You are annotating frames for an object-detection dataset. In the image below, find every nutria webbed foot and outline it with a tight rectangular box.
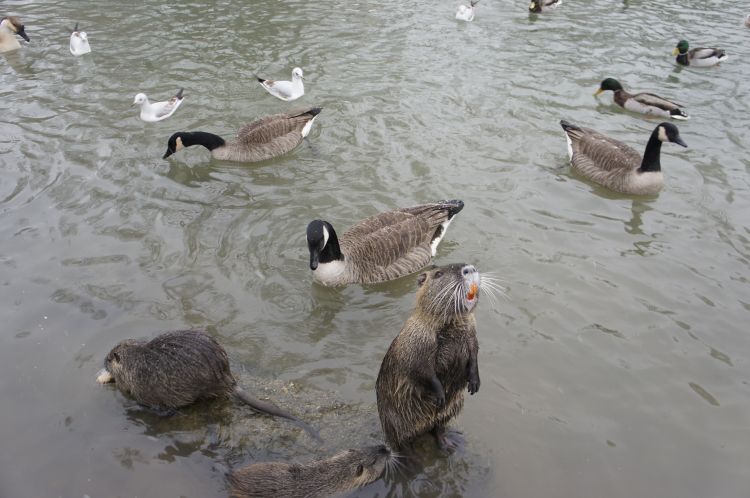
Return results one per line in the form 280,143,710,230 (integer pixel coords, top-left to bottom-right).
432,426,465,454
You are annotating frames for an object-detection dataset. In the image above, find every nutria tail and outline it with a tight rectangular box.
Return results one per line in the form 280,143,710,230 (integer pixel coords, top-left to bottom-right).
233,387,322,442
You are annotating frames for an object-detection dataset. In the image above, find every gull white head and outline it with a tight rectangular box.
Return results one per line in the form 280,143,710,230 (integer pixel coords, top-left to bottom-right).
132,93,148,106
292,67,304,80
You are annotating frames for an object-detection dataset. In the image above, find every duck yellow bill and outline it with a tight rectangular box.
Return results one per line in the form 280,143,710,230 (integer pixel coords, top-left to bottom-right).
593,88,604,96
467,283,478,300
672,48,679,55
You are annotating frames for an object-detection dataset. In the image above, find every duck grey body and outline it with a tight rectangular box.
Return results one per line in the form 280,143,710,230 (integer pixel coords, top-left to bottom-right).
96,330,318,438
376,264,481,452
596,78,689,120
560,120,687,195
229,445,392,498
163,108,321,163
306,200,464,286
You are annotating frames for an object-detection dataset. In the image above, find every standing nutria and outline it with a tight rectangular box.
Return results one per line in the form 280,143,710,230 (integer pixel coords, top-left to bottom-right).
376,263,481,452
228,445,394,498
96,329,319,440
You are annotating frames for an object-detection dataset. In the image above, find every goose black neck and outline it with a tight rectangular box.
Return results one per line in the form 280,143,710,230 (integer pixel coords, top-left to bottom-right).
639,129,663,173
318,224,343,264
183,131,226,151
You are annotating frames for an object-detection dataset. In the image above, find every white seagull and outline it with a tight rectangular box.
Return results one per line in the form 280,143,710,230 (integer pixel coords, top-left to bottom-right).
256,67,305,101
456,0,479,21
132,88,185,122
69,23,91,56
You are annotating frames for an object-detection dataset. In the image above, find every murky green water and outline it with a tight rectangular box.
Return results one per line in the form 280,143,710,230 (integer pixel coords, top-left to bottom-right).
2,0,749,496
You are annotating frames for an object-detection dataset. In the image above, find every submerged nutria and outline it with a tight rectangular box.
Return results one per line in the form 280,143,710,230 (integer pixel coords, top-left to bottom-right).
376,263,481,452
96,329,319,439
229,445,394,498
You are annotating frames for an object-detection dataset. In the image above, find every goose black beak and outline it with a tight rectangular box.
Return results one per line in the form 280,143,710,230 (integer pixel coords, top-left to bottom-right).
673,136,687,147
163,148,174,159
18,26,29,42
309,251,319,270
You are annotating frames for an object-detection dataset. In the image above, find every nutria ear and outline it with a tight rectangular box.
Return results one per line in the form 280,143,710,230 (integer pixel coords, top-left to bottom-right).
417,273,427,287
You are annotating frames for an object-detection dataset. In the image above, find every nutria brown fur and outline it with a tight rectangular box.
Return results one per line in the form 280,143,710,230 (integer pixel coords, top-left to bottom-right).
97,329,319,439
376,263,481,452
229,445,392,498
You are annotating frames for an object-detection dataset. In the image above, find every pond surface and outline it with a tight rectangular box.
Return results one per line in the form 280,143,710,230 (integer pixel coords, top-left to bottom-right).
1,0,749,496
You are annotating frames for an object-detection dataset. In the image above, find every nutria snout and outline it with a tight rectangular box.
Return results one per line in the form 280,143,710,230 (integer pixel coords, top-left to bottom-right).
97,329,319,440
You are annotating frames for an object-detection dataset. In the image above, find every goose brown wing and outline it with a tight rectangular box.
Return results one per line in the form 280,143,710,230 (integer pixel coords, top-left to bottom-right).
341,203,458,279
574,127,642,173
235,110,312,145
632,92,682,111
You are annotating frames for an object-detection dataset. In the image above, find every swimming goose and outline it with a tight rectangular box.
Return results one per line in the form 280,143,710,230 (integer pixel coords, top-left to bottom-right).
306,200,465,286
529,0,561,13
69,23,91,56
256,67,305,102
560,120,687,195
456,0,479,21
595,78,689,120
0,16,29,53
673,40,727,67
163,107,321,162
133,88,185,122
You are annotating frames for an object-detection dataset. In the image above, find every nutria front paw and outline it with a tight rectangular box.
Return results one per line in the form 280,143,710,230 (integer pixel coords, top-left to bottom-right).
467,374,480,395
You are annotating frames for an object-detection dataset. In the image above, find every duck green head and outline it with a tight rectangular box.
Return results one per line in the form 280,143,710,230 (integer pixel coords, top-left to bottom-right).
673,40,689,55
594,78,623,96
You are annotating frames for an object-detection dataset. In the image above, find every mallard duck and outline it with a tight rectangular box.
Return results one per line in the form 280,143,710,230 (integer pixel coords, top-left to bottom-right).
256,67,304,102
456,0,479,21
306,200,465,286
0,16,29,53
560,120,687,195
69,23,91,56
595,78,689,120
673,40,727,67
529,0,562,13
163,107,321,162
132,89,185,122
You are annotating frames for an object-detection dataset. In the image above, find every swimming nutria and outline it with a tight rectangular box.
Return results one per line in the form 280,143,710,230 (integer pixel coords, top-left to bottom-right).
228,445,394,498
96,329,319,440
376,263,481,452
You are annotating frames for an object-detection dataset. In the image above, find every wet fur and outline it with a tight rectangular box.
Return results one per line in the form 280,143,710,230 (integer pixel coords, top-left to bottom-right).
376,264,480,450
229,445,391,498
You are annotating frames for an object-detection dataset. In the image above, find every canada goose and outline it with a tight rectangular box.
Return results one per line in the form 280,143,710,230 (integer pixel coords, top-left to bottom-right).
673,40,727,67
132,88,185,122
306,200,465,286
69,23,91,56
594,78,689,120
0,16,29,53
529,0,561,13
256,67,305,102
163,107,321,162
560,120,687,195
456,0,479,21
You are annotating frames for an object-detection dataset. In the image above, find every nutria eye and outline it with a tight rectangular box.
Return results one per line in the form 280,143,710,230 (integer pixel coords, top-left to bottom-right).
112,352,120,362
355,464,364,476
434,271,443,278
